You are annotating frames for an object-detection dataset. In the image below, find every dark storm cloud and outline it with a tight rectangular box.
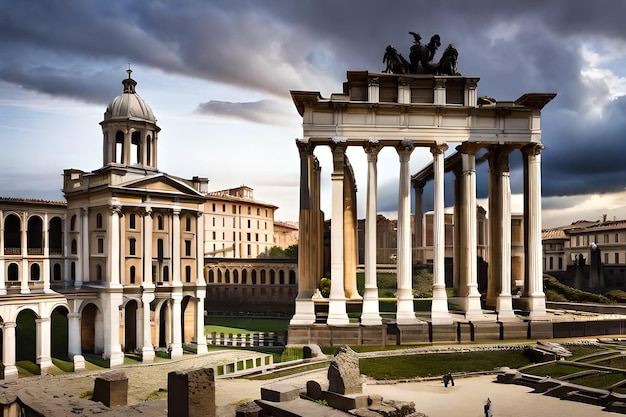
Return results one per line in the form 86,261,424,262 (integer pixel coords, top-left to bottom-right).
2,0,626,206
195,99,291,124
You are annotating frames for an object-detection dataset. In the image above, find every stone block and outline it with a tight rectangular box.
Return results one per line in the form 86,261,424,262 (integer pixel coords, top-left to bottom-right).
168,367,215,417
306,380,324,400
310,326,332,346
322,391,369,411
396,323,429,344
360,326,385,346
91,371,128,408
329,325,361,346
501,321,528,340
288,325,311,345
430,323,457,342
472,322,501,341
260,383,300,402
529,320,553,339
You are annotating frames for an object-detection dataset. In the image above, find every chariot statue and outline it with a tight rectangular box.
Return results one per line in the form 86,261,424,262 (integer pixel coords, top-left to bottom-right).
383,32,460,76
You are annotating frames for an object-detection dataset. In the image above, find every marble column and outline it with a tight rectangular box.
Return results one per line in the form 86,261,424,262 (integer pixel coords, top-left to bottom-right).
361,141,382,326
327,140,349,325
343,161,360,299
102,292,124,366
488,148,515,318
396,140,419,324
35,317,52,372
140,296,155,362
2,322,18,380
141,207,155,362
290,140,317,325
67,312,85,370
169,293,183,358
108,202,122,287
523,144,547,317
195,295,208,354
458,145,483,319
430,144,453,325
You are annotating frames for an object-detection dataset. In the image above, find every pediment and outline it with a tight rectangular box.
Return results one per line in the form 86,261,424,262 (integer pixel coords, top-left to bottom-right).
117,174,202,197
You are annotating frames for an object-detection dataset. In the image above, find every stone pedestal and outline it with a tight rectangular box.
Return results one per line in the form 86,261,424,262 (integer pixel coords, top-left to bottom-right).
91,371,128,408
168,368,216,417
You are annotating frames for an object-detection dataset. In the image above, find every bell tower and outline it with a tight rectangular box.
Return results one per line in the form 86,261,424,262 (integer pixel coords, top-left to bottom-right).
100,67,161,171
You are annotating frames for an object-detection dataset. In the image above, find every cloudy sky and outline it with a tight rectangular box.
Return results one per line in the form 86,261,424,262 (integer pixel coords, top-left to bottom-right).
2,0,626,228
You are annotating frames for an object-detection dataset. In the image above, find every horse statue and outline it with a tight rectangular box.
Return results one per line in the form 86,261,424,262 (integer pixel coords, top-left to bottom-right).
435,44,459,75
383,45,410,74
408,33,441,73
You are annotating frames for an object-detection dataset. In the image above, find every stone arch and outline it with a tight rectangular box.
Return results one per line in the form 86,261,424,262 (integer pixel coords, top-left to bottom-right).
270,269,276,285
4,213,21,254
51,306,69,360
217,268,222,283
30,263,41,281
27,215,43,255
233,269,239,284
16,308,38,362
52,263,62,281
7,262,19,281
279,270,285,285
252,270,257,284
208,269,215,283
158,300,169,348
81,303,103,355
260,270,266,284
242,269,247,284
224,269,230,284
289,270,296,285
49,216,63,256
124,299,139,352
181,296,195,344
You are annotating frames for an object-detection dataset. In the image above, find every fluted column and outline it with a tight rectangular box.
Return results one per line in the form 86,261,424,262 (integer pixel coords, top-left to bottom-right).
327,140,349,325
523,144,547,317
361,141,382,325
431,144,452,324
290,140,317,325
2,322,18,380
488,148,515,318
35,317,52,372
459,144,483,319
396,140,419,324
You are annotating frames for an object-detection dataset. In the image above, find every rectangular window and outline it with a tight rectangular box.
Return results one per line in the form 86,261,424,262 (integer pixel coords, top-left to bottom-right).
232,205,236,214
185,240,191,256
616,233,620,243
558,257,563,269
129,238,136,256
233,217,236,228
604,253,609,264
616,252,620,264
97,238,104,253
247,233,251,241
212,231,216,239
247,245,251,256
222,204,226,212
212,203,216,212
247,220,251,228
255,233,259,242
605,234,609,244
129,214,136,229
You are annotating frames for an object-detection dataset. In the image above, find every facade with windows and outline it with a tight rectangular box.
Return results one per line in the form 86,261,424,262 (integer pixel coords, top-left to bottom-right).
0,71,287,379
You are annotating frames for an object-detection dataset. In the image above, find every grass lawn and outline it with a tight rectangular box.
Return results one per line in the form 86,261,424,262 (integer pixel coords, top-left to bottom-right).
205,317,290,334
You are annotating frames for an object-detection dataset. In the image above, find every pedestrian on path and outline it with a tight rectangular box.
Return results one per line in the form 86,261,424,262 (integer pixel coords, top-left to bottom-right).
484,398,493,417
442,371,454,387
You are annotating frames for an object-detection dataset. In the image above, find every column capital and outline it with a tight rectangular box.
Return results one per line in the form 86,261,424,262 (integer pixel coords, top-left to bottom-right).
172,207,181,216
522,143,544,156
364,140,382,161
80,207,88,217
430,143,448,156
489,147,512,172
109,205,122,216
368,76,380,87
396,139,415,161
296,139,314,156
456,142,481,155
196,210,204,218
143,207,153,217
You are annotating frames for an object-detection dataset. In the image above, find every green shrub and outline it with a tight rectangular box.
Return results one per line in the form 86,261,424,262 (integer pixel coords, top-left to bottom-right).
319,278,331,297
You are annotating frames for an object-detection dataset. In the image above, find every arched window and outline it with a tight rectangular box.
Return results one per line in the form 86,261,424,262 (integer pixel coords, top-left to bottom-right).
252,270,257,284
115,130,125,163
96,213,103,229
71,239,77,255
27,216,43,254
49,217,63,255
7,263,19,281
260,270,266,284
289,270,296,285
53,263,61,281
225,269,230,284
70,214,77,231
130,266,136,284
242,269,247,284
208,269,214,283
217,269,222,283
157,215,164,230
185,265,191,282
131,131,141,164
30,263,40,281
270,270,276,285
233,269,239,284
279,270,285,285
4,214,20,254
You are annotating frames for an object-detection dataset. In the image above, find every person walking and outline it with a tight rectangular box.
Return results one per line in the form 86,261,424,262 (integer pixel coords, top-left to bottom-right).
484,398,493,417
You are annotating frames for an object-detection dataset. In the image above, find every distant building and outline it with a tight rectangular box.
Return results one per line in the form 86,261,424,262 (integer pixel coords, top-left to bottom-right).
273,221,299,249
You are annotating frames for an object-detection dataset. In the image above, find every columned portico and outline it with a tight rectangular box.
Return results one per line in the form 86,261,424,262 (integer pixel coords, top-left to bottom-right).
289,70,555,344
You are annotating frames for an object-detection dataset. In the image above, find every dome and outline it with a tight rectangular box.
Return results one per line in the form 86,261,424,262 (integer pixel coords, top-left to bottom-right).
103,70,156,123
